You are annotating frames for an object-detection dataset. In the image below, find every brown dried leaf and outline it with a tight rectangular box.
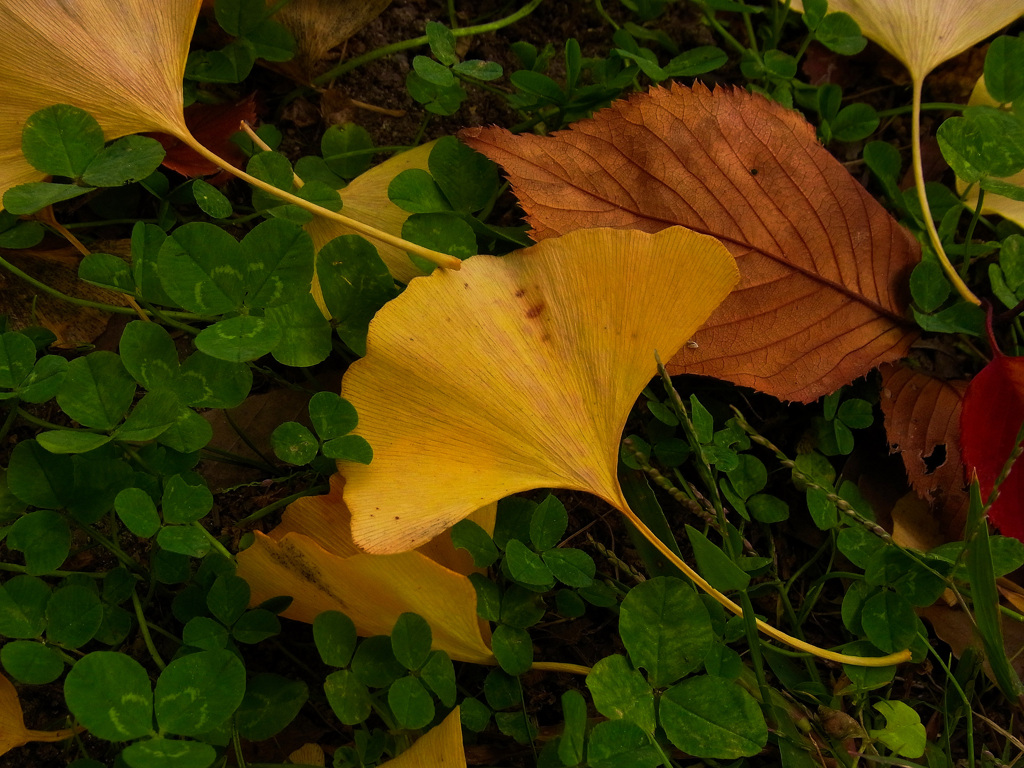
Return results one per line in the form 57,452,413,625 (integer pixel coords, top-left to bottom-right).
267,0,392,84
0,242,131,347
879,363,969,538
461,83,920,402
919,603,1024,682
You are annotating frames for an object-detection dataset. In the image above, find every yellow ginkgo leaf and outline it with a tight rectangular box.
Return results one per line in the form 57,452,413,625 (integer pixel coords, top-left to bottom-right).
0,0,200,206
337,225,912,668
956,75,1024,228
340,226,739,554
288,743,325,766
0,673,78,758
236,475,495,664
0,0,458,270
790,0,1024,82
379,707,465,768
308,141,436,313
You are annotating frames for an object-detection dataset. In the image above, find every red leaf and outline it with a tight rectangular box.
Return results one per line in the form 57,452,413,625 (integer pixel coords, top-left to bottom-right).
960,349,1024,541
152,95,257,178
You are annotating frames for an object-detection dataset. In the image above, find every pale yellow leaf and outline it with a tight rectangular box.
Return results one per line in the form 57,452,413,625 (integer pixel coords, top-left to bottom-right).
308,142,436,311
380,707,465,768
288,743,325,766
236,476,494,664
0,0,201,207
956,75,1024,228
789,0,1024,81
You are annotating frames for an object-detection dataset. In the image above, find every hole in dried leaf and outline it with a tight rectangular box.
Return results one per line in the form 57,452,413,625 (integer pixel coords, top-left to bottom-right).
922,444,947,474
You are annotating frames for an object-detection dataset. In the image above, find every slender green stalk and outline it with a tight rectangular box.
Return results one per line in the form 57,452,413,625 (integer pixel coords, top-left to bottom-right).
592,0,619,29
695,1,753,60
67,518,138,570
741,12,760,57
961,188,986,279
193,522,235,562
311,0,545,85
232,727,249,768
0,254,205,320
235,484,330,526
875,102,965,118
925,640,975,766
0,401,19,444
132,590,166,671
0,562,105,578
739,591,775,726
14,407,85,432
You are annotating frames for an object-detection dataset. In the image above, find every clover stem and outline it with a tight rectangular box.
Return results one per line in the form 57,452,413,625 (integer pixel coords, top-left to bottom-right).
615,500,912,667
175,132,462,272
911,77,981,306
131,589,166,671
309,0,545,86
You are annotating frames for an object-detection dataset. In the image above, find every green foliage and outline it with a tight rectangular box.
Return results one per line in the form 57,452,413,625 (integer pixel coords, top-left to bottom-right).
4,105,166,214
2,4,1021,767
186,0,295,83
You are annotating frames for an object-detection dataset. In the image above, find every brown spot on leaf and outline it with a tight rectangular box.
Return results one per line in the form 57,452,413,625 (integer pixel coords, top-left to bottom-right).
526,302,545,319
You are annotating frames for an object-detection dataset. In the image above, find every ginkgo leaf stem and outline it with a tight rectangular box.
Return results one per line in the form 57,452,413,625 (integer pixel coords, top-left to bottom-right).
911,77,981,306
174,131,462,272
615,499,912,668
530,661,592,675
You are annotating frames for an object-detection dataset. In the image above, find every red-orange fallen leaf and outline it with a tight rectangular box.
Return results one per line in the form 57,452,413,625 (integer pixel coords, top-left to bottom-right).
461,83,920,403
879,364,969,538
152,95,257,178
960,346,1024,541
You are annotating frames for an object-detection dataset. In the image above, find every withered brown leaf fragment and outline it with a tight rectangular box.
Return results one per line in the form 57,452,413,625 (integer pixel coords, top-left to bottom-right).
462,83,920,402
879,363,969,538
268,0,392,84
